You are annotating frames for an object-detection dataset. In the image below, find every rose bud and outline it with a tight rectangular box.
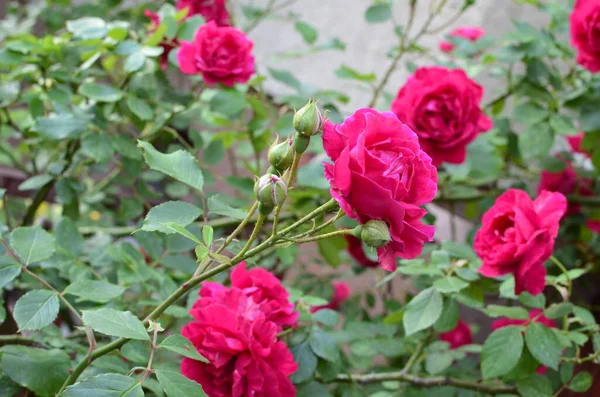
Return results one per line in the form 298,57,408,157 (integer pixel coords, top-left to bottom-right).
293,132,311,154
293,100,322,137
254,174,288,215
268,138,295,173
360,220,391,248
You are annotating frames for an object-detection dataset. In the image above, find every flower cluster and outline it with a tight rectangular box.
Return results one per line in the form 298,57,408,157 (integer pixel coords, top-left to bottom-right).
439,26,485,53
181,263,298,397
323,108,438,271
177,0,231,26
570,0,600,72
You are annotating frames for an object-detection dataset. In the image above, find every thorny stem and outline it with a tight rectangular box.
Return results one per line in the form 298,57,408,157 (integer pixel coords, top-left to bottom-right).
237,213,265,258
141,322,160,383
280,228,354,244
402,329,433,374
292,208,344,239
215,202,258,255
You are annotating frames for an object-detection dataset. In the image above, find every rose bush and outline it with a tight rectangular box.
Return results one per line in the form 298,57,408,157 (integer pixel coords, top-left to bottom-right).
0,1,599,397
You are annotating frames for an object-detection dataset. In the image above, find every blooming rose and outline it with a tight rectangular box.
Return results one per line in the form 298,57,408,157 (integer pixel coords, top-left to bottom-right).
474,189,567,296
345,235,378,268
567,132,592,158
144,10,178,70
439,320,473,349
439,26,485,53
492,309,556,374
178,21,255,86
391,67,492,166
311,281,351,312
570,0,600,72
181,286,297,397
177,0,230,26
323,108,438,271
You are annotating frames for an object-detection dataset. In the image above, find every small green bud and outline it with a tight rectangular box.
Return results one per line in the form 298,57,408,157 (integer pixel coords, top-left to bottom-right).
360,220,391,248
268,138,295,173
254,174,288,215
293,100,322,137
293,132,311,154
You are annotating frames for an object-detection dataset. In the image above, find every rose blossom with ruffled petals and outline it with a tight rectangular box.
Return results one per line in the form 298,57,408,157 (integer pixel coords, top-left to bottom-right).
181,286,297,397
144,10,178,70
311,281,351,313
570,0,600,72
177,0,230,26
439,26,485,53
391,66,492,166
345,235,379,268
178,21,255,86
439,320,473,349
474,189,567,296
323,108,438,271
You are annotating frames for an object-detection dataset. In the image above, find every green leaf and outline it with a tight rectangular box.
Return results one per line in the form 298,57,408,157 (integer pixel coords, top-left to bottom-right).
209,89,248,117
517,374,553,397
34,113,90,140
268,68,302,92
203,139,225,166
573,305,595,325
13,290,59,331
207,195,247,220
138,141,204,192
514,102,548,125
18,174,53,191
56,217,84,256
159,334,208,362
441,241,478,261
433,277,469,293
544,302,573,319
63,373,144,397
64,280,126,303
549,114,578,136
79,83,123,102
82,133,115,163
124,52,146,72
519,292,545,308
142,201,202,234
335,65,376,82
434,298,459,333
312,309,339,326
525,322,561,370
519,125,554,160
156,370,208,397
309,328,338,362
291,342,318,383
485,305,530,320
10,226,55,265
425,351,455,375
0,260,21,288
178,15,205,41
162,222,202,244
202,225,214,246
127,95,154,120
66,17,108,39
365,4,392,23
83,308,150,340
481,326,524,379
568,371,592,392
297,382,332,397
295,21,318,44
403,287,443,336
0,81,20,107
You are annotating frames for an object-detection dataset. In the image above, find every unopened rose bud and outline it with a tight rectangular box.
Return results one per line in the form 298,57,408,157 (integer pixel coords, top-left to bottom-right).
254,174,288,215
293,132,311,154
293,100,322,137
360,220,391,248
268,138,295,173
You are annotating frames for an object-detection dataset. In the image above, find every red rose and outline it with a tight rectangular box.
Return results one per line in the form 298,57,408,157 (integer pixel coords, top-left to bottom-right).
229,262,298,328
311,281,351,313
178,21,255,86
439,320,473,349
177,0,230,26
181,287,297,397
323,108,438,271
537,157,594,215
439,26,485,53
567,132,592,158
391,66,492,166
345,235,379,268
474,189,567,296
571,0,600,72
587,220,600,233
144,10,178,70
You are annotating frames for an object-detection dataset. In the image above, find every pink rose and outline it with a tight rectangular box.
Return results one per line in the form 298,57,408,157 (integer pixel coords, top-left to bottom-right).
178,21,255,86
439,320,473,349
181,287,297,397
391,67,492,166
345,235,379,268
177,0,230,26
571,0,600,72
229,262,298,328
323,108,438,271
439,26,485,53
474,189,567,296
567,132,592,158
144,10,178,70
311,281,351,313
587,220,600,233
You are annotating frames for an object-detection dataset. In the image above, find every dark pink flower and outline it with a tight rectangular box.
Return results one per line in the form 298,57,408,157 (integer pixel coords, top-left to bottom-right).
311,281,351,313
229,262,298,328
587,220,600,233
439,320,473,349
571,0,600,72
391,67,492,166
181,287,297,397
144,10,178,70
345,235,379,268
474,189,567,296
323,108,438,271
439,26,485,53
177,0,230,26
178,21,255,86
567,132,592,158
